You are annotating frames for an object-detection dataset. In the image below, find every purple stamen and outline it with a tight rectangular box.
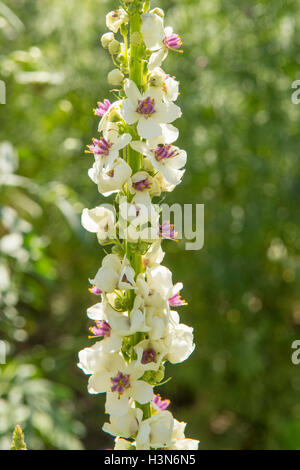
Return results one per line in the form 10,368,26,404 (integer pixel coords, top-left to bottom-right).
168,292,187,307
164,33,183,50
90,320,111,338
111,371,130,394
153,394,170,410
136,97,156,118
86,137,112,156
154,144,177,161
133,178,151,191
141,348,157,364
89,285,102,296
160,221,177,240
94,99,111,117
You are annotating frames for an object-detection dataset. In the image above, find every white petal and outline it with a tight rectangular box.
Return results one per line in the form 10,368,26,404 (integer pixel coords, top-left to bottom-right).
166,323,195,364
102,253,122,271
148,48,167,71
167,150,187,169
106,308,131,334
106,149,119,170
154,102,182,124
137,118,162,140
149,411,174,448
112,133,132,152
164,76,179,102
135,421,151,450
114,437,133,450
121,99,138,125
88,371,111,394
81,208,98,233
141,13,164,51
131,380,154,404
92,267,119,292
105,391,130,417
78,343,103,374
162,165,185,186
102,334,122,353
98,159,132,196
124,79,142,102
87,303,105,320
144,86,164,103
164,26,173,37
160,124,179,143
130,140,152,158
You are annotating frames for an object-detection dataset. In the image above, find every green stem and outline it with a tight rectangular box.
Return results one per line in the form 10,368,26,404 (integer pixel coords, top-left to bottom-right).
129,12,143,88
126,7,151,421
128,10,144,174
136,401,151,420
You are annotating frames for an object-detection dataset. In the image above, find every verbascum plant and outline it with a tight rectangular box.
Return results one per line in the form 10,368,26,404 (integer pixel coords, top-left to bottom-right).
10,425,27,451
78,0,199,450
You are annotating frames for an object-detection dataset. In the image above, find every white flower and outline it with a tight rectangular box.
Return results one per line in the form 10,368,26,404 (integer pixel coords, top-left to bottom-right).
103,407,143,438
141,14,183,71
121,79,181,140
150,68,179,102
89,157,132,196
131,138,186,186
141,12,165,52
79,349,153,416
106,9,128,34
90,254,135,293
143,155,176,192
134,338,166,372
142,240,165,268
163,311,195,364
98,100,123,134
148,68,165,87
128,170,161,199
86,297,149,353
119,197,160,243
86,303,121,353
136,410,174,450
81,206,116,244
147,264,183,302
78,340,104,376
167,419,199,450
163,73,179,102
87,123,132,170
154,169,176,192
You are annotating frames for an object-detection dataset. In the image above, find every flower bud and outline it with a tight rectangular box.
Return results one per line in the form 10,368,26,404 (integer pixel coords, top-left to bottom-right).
106,9,128,34
108,39,121,55
150,7,164,18
149,68,165,87
101,32,114,49
107,69,124,86
155,365,165,383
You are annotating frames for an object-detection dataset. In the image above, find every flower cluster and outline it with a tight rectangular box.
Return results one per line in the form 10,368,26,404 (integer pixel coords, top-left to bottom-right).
78,0,198,450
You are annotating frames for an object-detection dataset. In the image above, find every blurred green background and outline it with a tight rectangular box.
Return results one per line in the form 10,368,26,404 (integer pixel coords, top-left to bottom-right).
1,0,300,450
